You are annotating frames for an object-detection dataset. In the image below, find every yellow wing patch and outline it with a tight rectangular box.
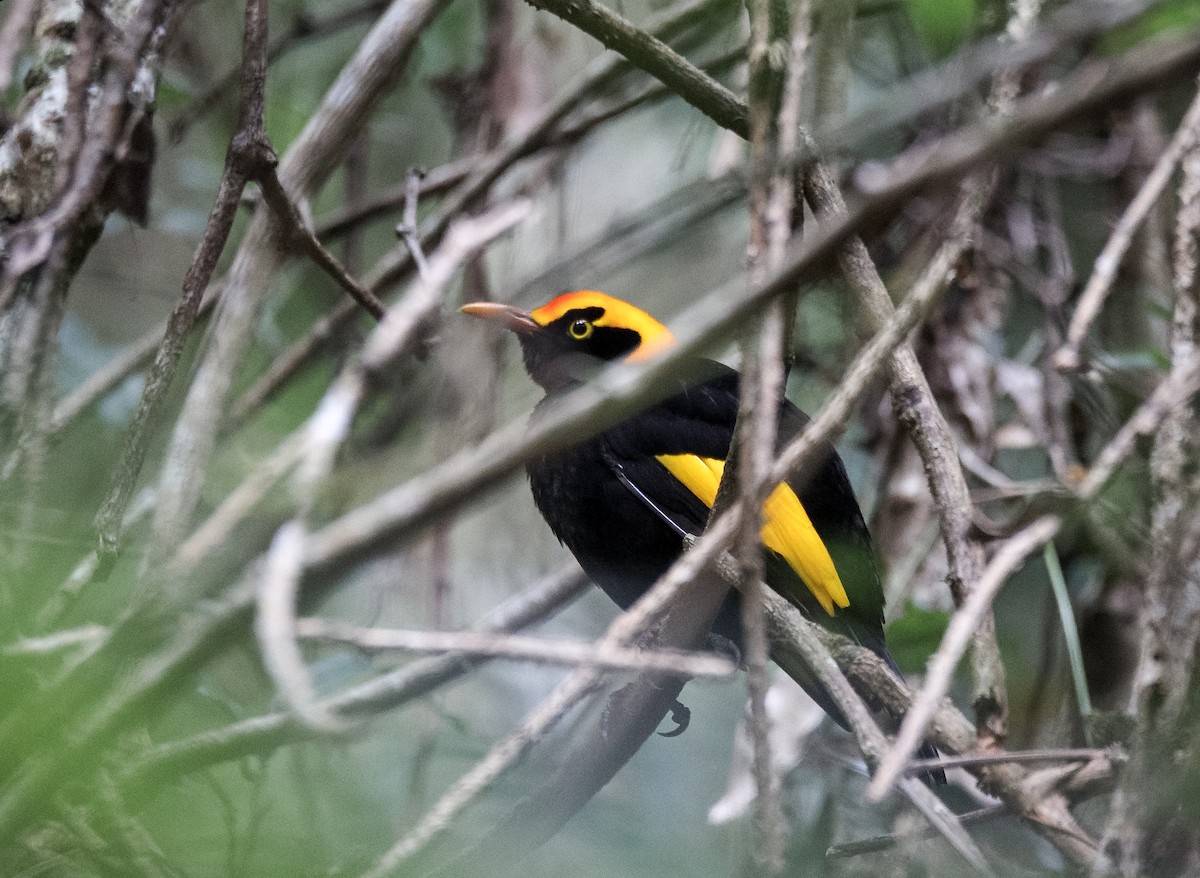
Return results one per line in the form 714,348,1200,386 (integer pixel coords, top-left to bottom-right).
654,454,850,616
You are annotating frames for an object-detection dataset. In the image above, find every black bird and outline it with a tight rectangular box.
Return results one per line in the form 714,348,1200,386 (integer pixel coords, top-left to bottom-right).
463,291,944,783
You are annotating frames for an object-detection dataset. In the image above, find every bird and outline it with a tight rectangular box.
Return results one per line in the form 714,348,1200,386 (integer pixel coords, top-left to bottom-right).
462,290,944,784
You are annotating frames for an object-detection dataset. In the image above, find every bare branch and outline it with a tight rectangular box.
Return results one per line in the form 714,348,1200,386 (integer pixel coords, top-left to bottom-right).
295,619,737,677
93,0,270,560
255,165,388,320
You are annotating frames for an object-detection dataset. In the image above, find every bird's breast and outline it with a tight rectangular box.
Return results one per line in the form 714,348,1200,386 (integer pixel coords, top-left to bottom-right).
527,440,684,610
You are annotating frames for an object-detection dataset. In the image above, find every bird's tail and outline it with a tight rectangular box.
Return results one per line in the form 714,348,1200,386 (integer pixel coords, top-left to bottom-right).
914,738,947,787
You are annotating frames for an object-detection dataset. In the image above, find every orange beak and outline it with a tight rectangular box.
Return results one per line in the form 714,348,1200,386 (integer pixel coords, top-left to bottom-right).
459,301,539,335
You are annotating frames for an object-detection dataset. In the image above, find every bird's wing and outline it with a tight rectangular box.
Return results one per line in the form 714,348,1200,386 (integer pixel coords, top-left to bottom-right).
601,366,872,625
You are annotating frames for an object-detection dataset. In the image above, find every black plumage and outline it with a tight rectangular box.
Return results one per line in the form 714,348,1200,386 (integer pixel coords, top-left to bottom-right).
463,291,945,784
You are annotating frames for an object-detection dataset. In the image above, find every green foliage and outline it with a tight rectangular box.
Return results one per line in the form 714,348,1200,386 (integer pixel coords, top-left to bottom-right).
904,0,976,59
884,605,950,675
1100,0,1200,54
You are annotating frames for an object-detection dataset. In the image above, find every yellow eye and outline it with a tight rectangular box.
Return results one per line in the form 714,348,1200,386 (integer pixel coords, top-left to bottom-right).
568,319,593,340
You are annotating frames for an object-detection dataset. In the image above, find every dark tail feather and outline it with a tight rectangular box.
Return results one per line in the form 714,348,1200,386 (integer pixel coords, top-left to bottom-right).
916,739,947,787
877,647,948,787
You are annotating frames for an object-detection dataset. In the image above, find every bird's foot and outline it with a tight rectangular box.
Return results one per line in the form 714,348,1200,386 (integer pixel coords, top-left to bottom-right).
658,699,691,737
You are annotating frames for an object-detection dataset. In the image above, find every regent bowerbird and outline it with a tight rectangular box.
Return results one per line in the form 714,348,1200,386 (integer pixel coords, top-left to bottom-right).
462,290,944,784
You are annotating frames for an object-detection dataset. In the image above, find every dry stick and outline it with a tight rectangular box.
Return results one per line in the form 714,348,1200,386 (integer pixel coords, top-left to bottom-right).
296,619,737,676
524,0,747,136
826,806,1009,860
396,167,431,278
1098,127,1200,877
92,0,272,559
255,165,388,319
732,0,800,868
907,747,1127,774
120,563,589,793
1055,77,1200,372
3,625,108,657
317,157,474,241
256,520,349,733
302,32,1200,578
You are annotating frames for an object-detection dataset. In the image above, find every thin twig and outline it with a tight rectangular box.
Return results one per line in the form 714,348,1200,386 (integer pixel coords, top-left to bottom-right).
397,167,431,278
92,0,270,560
826,806,1009,859
906,747,1126,774
1074,352,1200,498
732,0,801,866
2,625,108,657
296,619,736,676
167,0,391,143
255,165,389,320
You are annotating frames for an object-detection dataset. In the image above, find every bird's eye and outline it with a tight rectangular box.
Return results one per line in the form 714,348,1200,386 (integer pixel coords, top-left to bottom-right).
568,319,593,340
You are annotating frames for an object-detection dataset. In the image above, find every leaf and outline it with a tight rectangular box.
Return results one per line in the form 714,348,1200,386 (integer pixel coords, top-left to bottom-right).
905,0,976,59
885,605,951,674
1099,0,1200,55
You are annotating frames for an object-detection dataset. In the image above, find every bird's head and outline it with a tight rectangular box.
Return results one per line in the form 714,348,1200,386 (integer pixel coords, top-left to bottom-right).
461,291,675,391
